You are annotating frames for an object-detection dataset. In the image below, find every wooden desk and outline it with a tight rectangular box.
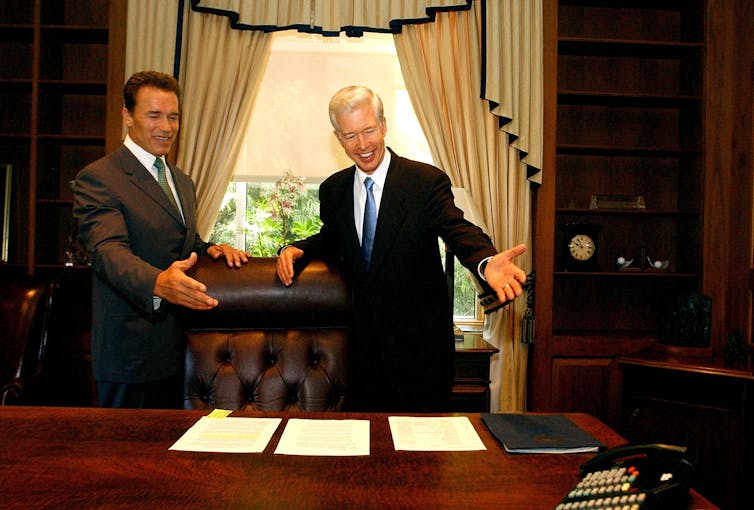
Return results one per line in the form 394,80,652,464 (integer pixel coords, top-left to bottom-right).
0,407,715,509
452,333,498,411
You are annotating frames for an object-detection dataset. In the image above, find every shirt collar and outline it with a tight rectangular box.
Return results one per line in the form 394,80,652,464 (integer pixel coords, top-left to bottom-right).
355,147,391,189
123,134,165,172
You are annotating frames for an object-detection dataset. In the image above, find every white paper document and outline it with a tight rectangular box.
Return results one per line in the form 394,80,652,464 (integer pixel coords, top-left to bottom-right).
274,418,370,456
388,416,487,451
169,416,282,453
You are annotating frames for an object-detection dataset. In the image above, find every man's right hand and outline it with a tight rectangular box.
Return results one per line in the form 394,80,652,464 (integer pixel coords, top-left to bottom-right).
154,252,218,310
276,246,304,287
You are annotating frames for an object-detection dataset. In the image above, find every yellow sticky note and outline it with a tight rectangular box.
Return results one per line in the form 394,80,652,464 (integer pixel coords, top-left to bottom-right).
206,409,233,419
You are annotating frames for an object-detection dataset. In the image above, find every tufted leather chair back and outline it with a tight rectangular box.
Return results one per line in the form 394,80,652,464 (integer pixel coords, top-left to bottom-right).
1,279,57,405
183,257,351,412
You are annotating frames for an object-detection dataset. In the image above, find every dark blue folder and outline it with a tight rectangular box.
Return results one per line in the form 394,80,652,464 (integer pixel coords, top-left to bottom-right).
481,413,604,453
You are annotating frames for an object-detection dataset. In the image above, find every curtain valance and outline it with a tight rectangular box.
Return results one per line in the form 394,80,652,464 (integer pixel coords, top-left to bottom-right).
191,0,472,36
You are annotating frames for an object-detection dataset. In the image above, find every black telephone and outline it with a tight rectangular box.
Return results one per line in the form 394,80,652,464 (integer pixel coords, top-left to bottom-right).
556,443,695,510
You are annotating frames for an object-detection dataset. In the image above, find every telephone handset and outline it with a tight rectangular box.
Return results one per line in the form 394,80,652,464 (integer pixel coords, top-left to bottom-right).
556,443,695,510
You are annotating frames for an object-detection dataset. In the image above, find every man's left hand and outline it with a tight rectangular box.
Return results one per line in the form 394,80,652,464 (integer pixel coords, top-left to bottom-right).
207,243,251,268
484,243,527,303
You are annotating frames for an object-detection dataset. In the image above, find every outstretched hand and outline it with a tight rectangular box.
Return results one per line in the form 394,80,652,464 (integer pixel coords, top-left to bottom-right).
483,243,527,304
153,252,218,310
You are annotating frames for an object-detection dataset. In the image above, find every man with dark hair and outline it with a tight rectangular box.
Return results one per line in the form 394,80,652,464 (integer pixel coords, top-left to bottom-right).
74,71,250,408
277,85,527,412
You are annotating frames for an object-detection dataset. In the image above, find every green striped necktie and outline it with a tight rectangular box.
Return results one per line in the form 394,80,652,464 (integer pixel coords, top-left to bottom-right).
154,158,178,211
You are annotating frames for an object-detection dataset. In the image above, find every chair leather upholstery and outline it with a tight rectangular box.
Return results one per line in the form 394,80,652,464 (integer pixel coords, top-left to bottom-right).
183,257,350,412
1,279,57,405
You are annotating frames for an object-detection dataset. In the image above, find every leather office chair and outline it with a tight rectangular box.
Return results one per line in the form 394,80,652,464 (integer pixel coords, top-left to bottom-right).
183,257,351,411
0,279,57,405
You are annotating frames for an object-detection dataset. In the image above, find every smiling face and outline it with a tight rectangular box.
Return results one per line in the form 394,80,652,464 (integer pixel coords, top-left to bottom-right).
122,86,180,157
334,101,387,175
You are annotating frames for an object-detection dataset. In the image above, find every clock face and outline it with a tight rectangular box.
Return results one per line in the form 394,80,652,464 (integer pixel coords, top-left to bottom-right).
568,234,596,261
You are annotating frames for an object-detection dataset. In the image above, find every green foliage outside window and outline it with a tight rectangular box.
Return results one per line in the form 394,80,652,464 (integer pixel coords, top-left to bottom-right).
210,172,322,256
454,258,478,318
442,244,479,320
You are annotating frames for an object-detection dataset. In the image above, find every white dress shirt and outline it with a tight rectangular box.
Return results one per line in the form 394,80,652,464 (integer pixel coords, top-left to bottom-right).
353,150,390,244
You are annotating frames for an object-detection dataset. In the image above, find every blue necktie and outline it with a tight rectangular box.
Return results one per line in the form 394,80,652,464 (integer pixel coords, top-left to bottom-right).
361,177,377,267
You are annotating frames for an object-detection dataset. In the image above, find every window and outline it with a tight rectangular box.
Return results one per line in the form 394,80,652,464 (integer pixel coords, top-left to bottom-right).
210,178,322,256
210,30,483,325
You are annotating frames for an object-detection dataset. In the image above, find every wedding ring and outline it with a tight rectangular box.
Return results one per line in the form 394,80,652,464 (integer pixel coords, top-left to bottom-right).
504,283,511,289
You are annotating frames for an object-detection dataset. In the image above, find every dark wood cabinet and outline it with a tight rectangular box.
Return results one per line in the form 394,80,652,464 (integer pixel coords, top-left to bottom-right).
0,0,125,273
0,1,125,407
553,0,705,350
619,354,753,510
532,0,753,430
451,333,498,412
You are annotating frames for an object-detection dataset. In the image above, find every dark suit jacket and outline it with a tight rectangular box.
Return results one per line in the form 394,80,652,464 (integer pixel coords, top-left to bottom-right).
293,149,497,411
73,145,210,383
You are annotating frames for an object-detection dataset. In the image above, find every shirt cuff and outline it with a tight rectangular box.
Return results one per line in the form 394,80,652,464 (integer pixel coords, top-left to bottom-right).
477,256,494,281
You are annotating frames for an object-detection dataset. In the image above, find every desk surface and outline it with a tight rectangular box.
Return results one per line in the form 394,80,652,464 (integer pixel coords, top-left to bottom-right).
0,407,715,509
455,332,498,353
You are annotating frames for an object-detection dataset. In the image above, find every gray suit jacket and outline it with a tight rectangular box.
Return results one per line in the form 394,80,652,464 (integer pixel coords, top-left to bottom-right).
73,145,210,383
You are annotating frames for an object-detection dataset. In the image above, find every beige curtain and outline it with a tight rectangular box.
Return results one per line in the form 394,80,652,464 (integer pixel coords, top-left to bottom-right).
124,0,181,141
127,0,541,238
394,0,537,412
125,1,271,238
191,0,542,181
484,0,542,178
125,0,178,78
176,9,272,237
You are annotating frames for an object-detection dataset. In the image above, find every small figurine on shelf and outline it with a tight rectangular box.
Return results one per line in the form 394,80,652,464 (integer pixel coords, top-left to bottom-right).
616,256,634,270
646,256,670,271
724,331,746,369
64,225,90,267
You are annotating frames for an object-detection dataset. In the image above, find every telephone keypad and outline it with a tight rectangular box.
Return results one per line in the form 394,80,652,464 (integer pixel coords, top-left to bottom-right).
556,465,648,510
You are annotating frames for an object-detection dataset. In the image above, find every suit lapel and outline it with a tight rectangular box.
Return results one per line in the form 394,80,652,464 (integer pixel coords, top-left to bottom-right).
120,148,185,226
333,168,362,264
167,162,192,227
